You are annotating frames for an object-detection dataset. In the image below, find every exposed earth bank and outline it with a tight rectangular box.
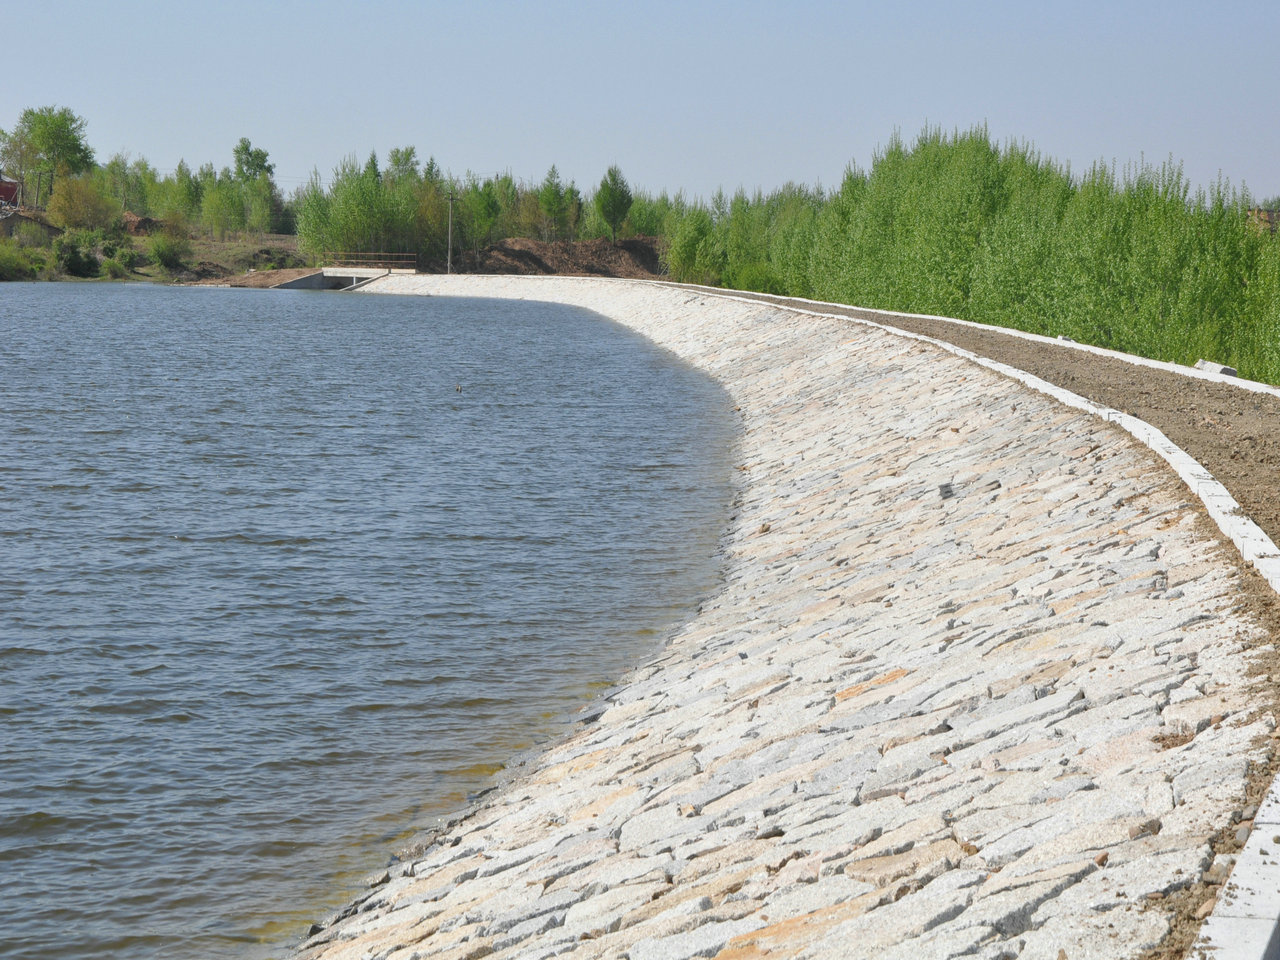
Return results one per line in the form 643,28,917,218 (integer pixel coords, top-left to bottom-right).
201,237,665,288
449,236,663,279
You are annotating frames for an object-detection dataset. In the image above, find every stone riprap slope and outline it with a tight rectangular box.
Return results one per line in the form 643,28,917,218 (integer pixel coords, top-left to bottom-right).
300,276,1275,959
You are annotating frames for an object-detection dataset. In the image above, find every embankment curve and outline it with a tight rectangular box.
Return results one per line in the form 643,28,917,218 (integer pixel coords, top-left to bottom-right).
294,276,1280,959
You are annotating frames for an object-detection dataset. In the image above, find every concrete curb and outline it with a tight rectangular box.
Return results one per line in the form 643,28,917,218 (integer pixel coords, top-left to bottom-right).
703,287,1280,400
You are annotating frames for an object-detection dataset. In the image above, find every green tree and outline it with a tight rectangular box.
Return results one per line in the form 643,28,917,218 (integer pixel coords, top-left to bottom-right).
595,165,633,242
386,146,420,184
245,172,277,235
232,137,274,182
47,172,115,230
173,160,203,220
3,106,95,206
0,125,39,202
96,152,161,216
52,230,100,277
200,169,245,240
564,182,583,240
664,205,717,283
538,164,567,240
461,177,501,257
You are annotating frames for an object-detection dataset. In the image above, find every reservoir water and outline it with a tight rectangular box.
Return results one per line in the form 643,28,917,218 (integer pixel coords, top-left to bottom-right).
0,283,736,960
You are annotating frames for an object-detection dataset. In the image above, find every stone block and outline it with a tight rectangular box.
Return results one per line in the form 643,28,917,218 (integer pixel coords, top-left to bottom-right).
626,914,766,960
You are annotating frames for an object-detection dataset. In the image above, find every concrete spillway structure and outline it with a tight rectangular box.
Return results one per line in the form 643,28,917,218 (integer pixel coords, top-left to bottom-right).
272,267,418,291
296,276,1280,959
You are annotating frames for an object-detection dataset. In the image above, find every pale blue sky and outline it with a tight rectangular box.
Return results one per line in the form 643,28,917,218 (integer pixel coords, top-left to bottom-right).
6,0,1278,201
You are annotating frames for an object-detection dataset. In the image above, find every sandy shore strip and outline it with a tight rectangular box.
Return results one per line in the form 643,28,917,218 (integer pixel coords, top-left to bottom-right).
295,276,1280,959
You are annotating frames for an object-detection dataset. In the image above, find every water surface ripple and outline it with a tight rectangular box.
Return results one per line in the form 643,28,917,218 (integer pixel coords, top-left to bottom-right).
0,283,735,960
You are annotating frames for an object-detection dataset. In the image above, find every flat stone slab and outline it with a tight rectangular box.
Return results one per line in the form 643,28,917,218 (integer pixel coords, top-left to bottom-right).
291,276,1280,960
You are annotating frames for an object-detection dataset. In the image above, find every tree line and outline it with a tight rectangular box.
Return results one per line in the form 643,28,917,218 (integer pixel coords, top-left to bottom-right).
1,105,296,279
0,104,648,277
292,151,643,267
660,127,1280,384
4,108,1279,385
1,107,291,237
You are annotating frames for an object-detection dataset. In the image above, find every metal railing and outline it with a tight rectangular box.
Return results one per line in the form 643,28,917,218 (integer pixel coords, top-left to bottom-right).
323,251,417,269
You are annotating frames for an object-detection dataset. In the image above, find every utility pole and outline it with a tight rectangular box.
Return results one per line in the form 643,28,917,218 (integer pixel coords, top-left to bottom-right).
446,189,455,274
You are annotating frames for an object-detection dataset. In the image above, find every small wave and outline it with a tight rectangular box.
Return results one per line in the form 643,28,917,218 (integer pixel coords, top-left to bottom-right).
0,645,51,658
339,702,404,716
198,533,323,546
0,810,85,840
140,711,198,724
128,663,169,676
86,697,171,717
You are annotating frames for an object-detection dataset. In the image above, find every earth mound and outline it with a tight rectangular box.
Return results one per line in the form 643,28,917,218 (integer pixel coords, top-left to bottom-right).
460,236,663,279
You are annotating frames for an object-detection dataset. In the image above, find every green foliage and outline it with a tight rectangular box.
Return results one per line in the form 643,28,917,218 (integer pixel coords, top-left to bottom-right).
233,138,274,182
52,229,100,277
95,153,159,217
663,205,721,285
0,237,37,280
2,105,95,207
105,236,138,269
13,221,49,249
461,177,501,255
295,152,419,258
47,172,116,230
149,231,191,272
244,172,278,234
595,165,633,242
295,154,593,266
151,141,286,239
564,183,583,240
200,169,244,240
386,146,420,183
667,125,1280,384
538,165,568,240
101,257,128,279
626,190,679,237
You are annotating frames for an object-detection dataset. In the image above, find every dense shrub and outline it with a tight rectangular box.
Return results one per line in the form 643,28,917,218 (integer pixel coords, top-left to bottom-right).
660,127,1280,384
149,233,191,272
52,230,100,277
0,238,37,281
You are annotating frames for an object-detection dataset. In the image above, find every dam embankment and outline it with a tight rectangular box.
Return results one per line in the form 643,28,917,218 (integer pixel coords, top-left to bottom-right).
296,276,1280,959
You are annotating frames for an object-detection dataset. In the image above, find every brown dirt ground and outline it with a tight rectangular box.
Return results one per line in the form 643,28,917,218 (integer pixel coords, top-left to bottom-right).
186,267,322,287
201,236,664,289
219,267,321,288
707,288,1280,959
458,235,662,279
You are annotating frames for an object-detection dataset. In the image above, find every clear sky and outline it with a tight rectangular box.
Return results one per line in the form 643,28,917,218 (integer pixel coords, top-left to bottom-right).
6,0,1278,202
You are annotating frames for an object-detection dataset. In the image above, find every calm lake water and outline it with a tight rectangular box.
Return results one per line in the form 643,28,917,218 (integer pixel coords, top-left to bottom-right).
0,283,735,960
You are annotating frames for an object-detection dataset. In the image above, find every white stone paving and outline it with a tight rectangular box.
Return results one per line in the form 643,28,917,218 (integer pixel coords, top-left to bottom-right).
294,276,1280,960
